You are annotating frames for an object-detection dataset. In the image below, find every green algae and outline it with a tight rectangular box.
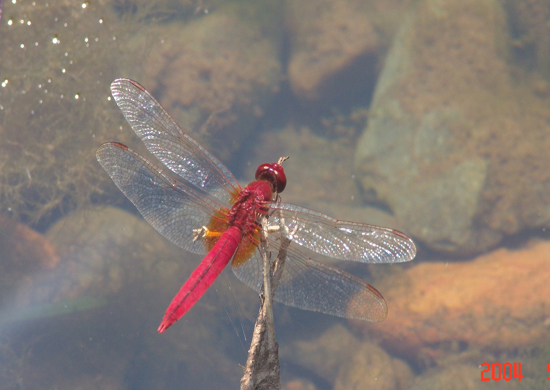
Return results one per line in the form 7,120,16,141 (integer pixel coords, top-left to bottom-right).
0,0,126,224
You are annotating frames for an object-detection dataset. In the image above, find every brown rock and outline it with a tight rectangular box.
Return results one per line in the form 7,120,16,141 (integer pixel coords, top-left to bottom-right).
285,0,415,104
133,5,282,161
0,216,59,272
0,216,60,311
334,342,413,390
363,240,550,361
282,324,413,389
286,0,378,103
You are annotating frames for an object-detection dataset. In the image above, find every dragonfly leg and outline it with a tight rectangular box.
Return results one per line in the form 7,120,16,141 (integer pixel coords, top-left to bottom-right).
192,226,208,242
265,225,280,234
288,224,298,238
193,226,224,242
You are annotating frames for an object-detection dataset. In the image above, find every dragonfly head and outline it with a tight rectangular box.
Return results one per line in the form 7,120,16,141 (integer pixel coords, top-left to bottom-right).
255,162,286,194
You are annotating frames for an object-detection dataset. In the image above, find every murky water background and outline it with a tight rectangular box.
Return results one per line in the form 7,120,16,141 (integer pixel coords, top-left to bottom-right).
1,0,550,389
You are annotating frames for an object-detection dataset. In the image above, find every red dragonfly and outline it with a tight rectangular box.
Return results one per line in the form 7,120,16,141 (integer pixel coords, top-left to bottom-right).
96,79,416,333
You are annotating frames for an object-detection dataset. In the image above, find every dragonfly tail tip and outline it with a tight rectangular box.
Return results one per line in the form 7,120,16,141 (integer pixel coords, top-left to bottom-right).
157,322,168,333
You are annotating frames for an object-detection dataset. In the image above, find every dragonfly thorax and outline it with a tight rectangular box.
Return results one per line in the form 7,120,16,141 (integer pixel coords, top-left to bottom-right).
227,180,272,232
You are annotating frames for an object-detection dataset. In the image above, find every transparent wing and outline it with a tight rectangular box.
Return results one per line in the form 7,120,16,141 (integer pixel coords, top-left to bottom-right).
96,142,226,255
232,242,387,321
267,203,416,263
110,78,240,205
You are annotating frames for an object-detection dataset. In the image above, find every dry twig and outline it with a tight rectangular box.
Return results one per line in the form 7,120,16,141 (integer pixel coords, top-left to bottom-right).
240,209,290,390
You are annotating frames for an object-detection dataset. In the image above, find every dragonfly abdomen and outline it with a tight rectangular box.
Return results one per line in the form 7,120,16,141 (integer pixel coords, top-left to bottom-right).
157,226,242,333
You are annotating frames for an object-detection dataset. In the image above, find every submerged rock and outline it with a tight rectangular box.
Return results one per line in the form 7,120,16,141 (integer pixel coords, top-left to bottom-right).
283,324,413,390
285,0,378,104
131,3,283,161
285,0,413,105
361,240,550,362
354,0,550,255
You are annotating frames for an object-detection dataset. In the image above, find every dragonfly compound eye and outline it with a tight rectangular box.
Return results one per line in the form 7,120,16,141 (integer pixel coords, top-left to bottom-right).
255,163,286,193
